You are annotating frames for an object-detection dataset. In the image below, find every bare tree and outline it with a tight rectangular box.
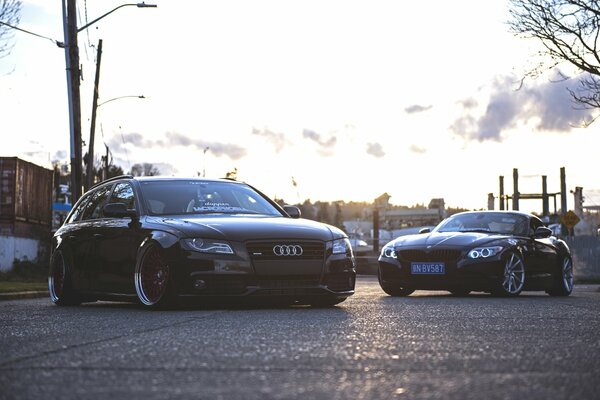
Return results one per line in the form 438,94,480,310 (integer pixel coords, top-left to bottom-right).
0,0,21,58
130,163,159,177
509,0,600,111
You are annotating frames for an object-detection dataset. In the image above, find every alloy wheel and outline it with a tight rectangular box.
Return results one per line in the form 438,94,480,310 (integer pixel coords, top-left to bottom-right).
135,245,170,306
49,252,65,302
561,257,574,293
502,253,525,295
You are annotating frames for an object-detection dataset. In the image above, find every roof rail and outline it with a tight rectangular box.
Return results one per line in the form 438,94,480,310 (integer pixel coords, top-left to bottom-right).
89,174,134,190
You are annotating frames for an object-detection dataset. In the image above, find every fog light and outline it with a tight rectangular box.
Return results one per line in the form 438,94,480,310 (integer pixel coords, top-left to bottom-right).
193,279,206,290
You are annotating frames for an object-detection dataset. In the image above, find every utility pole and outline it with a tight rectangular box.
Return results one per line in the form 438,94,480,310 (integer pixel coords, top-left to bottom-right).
62,0,83,203
87,39,103,191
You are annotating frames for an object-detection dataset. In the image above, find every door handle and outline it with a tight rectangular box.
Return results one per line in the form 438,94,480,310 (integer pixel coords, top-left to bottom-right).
93,234,104,239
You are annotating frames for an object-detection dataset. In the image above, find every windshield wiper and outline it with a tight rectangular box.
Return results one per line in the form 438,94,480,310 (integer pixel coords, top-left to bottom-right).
459,228,492,233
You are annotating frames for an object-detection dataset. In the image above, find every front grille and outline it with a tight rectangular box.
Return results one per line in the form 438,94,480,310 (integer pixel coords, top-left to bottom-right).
397,249,462,263
247,241,325,261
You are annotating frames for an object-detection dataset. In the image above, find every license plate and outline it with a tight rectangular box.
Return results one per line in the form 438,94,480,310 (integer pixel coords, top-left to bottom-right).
411,262,445,274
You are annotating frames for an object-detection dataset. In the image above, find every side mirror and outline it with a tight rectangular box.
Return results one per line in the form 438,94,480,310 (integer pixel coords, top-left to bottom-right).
104,202,137,219
534,226,552,238
419,227,432,234
283,205,301,219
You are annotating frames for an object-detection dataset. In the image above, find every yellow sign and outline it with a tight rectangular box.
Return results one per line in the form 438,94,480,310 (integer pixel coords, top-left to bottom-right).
560,210,580,230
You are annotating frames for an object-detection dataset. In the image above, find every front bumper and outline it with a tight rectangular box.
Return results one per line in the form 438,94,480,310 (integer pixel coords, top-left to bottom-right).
173,243,356,299
378,254,505,292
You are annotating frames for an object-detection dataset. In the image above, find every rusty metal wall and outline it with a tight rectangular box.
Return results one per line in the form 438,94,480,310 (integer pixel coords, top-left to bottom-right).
0,157,53,234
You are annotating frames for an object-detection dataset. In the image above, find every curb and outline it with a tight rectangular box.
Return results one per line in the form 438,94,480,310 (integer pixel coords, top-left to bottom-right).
0,290,48,301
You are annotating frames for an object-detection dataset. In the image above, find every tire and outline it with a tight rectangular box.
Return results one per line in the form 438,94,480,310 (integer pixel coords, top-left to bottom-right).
48,250,81,306
492,251,525,297
547,256,574,297
134,242,174,309
449,289,471,296
378,266,414,296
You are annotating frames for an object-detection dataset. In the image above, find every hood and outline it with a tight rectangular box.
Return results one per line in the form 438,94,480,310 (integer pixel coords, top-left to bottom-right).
390,231,510,249
147,215,342,242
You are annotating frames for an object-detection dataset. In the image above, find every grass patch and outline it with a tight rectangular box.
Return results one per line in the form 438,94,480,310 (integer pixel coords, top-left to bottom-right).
0,260,48,293
0,281,48,293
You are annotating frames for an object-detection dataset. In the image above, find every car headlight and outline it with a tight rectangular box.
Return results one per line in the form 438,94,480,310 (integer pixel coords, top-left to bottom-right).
467,246,503,259
381,242,396,259
183,238,234,254
332,238,352,255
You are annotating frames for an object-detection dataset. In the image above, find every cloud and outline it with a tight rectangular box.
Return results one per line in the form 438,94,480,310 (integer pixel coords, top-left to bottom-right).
251,127,288,152
405,104,433,114
52,150,67,161
457,98,478,109
366,142,385,158
451,73,595,142
409,144,427,154
302,128,337,156
108,131,246,160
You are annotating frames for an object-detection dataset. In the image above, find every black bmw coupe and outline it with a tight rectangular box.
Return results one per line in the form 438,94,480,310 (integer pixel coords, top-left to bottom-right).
49,176,356,308
378,211,573,297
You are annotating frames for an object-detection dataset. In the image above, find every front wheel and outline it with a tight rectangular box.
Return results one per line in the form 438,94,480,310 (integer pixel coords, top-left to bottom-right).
547,256,573,297
492,252,525,297
48,250,81,306
134,243,174,309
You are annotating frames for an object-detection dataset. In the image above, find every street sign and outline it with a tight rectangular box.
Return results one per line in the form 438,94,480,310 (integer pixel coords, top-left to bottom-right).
560,210,580,230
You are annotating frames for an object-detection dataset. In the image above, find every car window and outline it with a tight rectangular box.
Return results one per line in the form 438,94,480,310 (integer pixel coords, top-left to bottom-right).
80,184,112,220
109,182,136,210
65,192,92,223
139,180,283,216
436,212,529,236
529,217,543,236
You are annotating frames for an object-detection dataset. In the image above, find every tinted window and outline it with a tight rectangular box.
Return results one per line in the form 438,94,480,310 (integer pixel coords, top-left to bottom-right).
529,217,544,235
65,193,92,223
80,184,112,220
435,212,529,236
139,180,282,216
109,182,136,210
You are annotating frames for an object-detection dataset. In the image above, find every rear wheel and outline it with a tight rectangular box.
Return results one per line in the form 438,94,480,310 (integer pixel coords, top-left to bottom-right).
134,243,173,309
378,267,414,296
48,250,81,306
492,252,525,297
547,256,573,297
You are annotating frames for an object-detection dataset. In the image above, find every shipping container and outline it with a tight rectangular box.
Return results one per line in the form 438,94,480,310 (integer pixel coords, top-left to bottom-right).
0,157,53,227
0,157,53,271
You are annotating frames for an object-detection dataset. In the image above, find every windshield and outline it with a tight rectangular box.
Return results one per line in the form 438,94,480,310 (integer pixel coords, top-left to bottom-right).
434,212,529,236
139,180,283,216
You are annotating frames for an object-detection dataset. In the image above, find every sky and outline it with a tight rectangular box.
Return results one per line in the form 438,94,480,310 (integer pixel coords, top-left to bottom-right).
1,0,599,212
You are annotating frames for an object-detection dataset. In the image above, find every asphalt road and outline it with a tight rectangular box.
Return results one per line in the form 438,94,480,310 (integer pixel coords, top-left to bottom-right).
1,276,599,400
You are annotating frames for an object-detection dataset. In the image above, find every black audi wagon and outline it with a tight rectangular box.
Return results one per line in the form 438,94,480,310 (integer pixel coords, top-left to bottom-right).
49,176,356,308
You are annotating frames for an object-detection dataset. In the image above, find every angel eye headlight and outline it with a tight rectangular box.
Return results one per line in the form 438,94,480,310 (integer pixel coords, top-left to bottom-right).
183,238,234,254
381,243,396,259
467,246,503,259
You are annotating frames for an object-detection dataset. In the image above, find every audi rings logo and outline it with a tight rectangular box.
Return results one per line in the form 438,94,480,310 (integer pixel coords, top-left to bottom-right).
273,244,304,256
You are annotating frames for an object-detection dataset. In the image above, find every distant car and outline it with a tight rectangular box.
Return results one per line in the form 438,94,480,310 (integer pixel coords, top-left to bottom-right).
348,238,370,255
49,176,356,308
378,211,573,297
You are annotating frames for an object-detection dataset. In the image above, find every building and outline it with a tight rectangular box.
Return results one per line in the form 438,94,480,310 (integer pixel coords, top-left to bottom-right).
0,157,53,271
